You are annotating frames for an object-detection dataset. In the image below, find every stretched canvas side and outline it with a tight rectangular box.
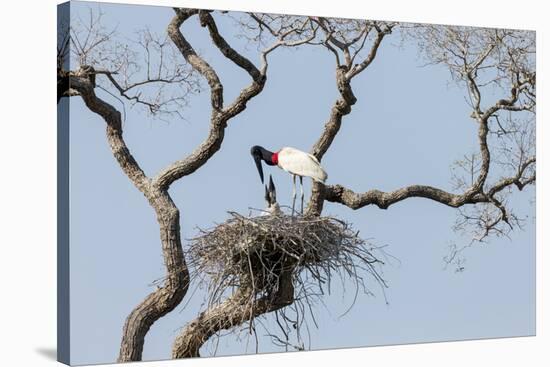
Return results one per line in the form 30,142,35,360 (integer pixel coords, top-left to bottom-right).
57,1,71,365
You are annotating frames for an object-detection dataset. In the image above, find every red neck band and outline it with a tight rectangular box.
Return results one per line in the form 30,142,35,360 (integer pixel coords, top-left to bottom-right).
271,152,279,165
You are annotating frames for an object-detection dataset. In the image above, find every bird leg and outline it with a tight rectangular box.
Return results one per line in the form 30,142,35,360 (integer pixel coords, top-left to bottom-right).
300,176,304,215
291,175,297,216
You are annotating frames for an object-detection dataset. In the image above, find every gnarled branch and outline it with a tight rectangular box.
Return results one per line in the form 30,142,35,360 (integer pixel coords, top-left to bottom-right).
324,184,485,210
315,26,535,243
324,154,535,211
172,269,294,358
70,72,150,193
305,22,393,216
153,9,267,190
69,71,190,362
198,10,262,82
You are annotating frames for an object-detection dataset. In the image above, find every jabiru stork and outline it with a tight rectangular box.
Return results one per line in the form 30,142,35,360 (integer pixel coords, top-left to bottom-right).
250,145,327,215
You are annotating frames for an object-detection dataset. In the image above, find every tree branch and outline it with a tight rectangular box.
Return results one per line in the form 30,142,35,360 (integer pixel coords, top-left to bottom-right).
313,26,536,224
70,72,150,193
167,8,224,111
70,71,190,362
324,184,486,210
198,11,262,82
321,112,533,213
305,24,392,216
258,27,319,76
310,66,356,161
324,151,533,212
154,9,266,190
346,25,392,79
57,68,71,103
487,156,536,196
172,269,294,358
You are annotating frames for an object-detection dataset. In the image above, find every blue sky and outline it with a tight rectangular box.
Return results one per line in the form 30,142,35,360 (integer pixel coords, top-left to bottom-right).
65,1,535,364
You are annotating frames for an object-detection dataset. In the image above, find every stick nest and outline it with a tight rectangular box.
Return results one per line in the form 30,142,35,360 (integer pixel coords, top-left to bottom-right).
189,211,385,307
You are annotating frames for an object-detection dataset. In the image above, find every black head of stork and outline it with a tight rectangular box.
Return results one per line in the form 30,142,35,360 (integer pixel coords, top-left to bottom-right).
250,145,276,183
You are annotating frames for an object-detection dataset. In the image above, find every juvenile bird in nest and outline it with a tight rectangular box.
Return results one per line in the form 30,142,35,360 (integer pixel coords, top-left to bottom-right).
263,175,282,216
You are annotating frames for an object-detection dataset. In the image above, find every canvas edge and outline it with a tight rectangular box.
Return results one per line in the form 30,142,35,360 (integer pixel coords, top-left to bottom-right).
57,1,71,365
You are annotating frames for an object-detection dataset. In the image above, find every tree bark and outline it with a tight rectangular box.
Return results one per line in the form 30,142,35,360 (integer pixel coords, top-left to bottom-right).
305,25,393,217
172,270,294,358
70,74,191,362
306,66,357,216
62,13,536,361
118,190,188,362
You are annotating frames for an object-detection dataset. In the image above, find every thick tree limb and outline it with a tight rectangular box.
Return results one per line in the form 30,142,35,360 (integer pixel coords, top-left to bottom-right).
70,73,190,362
57,68,70,103
167,8,224,111
310,67,356,161
324,157,536,209
117,191,188,362
320,108,534,213
324,184,487,210
309,25,392,162
305,69,355,216
322,154,534,238
62,12,536,360
154,9,266,190
198,11,262,82
305,27,392,216
308,26,535,220
70,11,272,357
70,73,150,193
172,270,294,358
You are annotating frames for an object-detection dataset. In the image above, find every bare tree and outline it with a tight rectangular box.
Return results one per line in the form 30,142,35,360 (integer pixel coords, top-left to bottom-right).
321,26,535,233
58,7,288,362
58,6,535,362
168,14,399,358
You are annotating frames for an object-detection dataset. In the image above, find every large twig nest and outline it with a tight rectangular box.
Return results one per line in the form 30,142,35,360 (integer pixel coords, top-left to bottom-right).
189,211,386,307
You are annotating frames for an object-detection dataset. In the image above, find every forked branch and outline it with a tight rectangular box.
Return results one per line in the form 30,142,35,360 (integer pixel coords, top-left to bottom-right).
154,9,267,190
172,270,294,358
318,26,536,243
69,71,190,362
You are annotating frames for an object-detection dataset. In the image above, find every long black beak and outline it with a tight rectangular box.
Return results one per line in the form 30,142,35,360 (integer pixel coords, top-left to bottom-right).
253,155,264,183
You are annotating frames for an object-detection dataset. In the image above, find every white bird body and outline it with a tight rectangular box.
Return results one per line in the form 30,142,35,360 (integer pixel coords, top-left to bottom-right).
276,147,327,183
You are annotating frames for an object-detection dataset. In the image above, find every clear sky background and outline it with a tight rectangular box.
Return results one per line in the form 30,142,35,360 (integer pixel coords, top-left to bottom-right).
66,1,535,365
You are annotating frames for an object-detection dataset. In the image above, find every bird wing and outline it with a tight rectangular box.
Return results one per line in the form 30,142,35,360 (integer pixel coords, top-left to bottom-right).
278,147,328,183
307,152,321,165
306,153,328,182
